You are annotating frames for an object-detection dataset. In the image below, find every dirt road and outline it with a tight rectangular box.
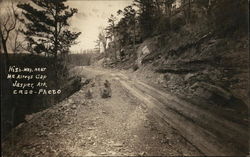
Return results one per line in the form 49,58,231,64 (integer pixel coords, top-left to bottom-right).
2,66,248,156
78,66,248,155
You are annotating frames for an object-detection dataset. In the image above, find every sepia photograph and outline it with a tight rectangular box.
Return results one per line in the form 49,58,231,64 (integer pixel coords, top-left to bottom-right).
1,0,249,156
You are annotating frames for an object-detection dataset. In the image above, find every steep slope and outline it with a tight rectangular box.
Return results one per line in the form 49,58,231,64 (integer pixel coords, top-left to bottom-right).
133,29,249,123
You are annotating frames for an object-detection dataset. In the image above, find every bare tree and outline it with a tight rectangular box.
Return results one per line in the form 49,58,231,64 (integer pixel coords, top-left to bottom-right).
0,1,18,65
0,0,19,78
97,27,107,55
11,24,25,55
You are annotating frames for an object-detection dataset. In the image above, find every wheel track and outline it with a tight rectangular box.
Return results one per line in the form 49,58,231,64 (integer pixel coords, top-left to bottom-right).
78,66,248,156
111,72,248,156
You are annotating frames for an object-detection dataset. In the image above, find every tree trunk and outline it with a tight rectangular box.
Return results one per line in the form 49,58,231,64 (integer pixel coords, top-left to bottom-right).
112,22,117,61
155,0,161,15
1,35,10,69
113,42,116,61
188,0,191,23
164,0,168,15
169,4,172,31
133,22,136,52
54,3,59,59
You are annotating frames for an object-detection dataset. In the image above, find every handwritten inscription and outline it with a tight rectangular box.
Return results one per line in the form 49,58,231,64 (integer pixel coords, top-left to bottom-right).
7,66,61,95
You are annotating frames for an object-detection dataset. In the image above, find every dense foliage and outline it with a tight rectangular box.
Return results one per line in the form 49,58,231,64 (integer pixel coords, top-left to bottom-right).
98,0,248,61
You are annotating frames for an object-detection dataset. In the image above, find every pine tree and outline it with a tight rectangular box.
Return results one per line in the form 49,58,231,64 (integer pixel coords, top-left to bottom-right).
116,6,137,47
105,14,117,60
133,0,155,39
17,0,81,58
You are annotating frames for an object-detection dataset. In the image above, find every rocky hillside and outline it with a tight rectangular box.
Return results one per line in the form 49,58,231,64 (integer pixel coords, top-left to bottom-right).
132,28,249,125
138,30,248,102
100,0,249,127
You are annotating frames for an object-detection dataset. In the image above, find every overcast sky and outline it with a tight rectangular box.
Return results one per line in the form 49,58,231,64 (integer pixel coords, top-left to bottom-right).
66,0,133,52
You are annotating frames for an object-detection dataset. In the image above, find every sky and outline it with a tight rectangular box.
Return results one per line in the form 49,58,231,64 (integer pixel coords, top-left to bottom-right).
66,0,133,52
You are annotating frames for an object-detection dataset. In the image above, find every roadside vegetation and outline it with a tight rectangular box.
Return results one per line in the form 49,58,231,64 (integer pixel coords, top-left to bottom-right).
97,0,247,63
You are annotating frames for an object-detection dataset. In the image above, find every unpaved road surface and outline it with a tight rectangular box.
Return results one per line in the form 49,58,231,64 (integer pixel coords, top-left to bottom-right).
2,66,248,156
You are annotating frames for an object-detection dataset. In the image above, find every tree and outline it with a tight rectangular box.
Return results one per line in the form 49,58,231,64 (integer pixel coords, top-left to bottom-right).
96,27,107,56
164,0,174,28
106,14,117,42
0,1,18,65
181,0,192,24
11,28,24,54
17,0,81,58
133,0,156,39
208,0,248,34
122,6,137,48
0,1,20,123
117,6,137,47
105,14,117,60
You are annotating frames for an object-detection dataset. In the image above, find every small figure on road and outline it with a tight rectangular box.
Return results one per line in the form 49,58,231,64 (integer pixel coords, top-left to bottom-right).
101,80,112,98
85,88,93,99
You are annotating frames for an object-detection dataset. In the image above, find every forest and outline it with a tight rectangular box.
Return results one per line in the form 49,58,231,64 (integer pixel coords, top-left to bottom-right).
96,0,247,62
